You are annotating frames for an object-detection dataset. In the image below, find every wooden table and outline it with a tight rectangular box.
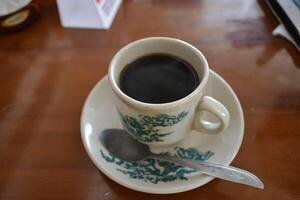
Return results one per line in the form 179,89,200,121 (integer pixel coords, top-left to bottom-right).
1,0,299,199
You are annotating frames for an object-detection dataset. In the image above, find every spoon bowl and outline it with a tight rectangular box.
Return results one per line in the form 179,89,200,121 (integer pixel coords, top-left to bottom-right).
100,129,150,161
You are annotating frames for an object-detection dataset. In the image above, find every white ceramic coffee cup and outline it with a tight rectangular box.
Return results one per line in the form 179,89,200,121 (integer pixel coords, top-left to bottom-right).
108,37,230,147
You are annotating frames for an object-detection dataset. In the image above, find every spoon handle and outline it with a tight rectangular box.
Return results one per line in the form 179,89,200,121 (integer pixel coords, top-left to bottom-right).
156,155,264,189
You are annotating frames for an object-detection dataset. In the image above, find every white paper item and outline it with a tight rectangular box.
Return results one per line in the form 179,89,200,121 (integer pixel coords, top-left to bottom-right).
56,0,122,30
273,24,300,52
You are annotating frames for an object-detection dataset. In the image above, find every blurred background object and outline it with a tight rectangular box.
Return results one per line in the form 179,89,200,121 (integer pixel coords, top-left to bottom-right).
265,0,300,51
0,0,40,34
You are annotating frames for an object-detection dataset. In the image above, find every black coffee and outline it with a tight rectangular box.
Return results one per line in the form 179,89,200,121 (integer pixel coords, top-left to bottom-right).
119,54,199,104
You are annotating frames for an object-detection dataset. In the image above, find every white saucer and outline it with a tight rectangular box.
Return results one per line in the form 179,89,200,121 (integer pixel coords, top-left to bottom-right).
80,70,244,194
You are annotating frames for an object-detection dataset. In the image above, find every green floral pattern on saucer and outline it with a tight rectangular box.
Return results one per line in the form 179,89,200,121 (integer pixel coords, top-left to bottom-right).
119,111,188,143
101,147,214,184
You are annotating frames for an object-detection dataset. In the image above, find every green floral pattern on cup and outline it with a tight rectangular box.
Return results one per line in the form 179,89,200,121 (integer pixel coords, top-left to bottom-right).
119,111,188,143
101,147,214,183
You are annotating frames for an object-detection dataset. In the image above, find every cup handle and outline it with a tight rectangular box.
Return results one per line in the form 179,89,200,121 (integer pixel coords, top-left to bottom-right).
194,96,230,134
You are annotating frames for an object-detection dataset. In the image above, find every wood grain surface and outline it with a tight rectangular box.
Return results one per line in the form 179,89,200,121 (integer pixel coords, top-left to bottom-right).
0,0,300,199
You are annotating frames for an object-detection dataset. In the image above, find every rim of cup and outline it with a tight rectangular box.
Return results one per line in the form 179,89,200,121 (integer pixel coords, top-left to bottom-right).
108,37,209,111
